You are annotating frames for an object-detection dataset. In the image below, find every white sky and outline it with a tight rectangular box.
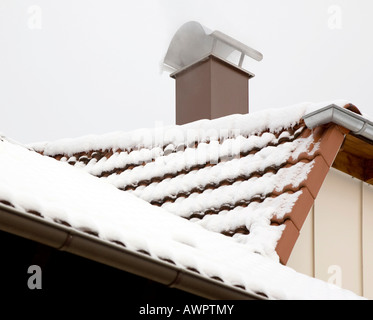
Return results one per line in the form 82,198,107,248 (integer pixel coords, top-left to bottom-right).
1,0,373,144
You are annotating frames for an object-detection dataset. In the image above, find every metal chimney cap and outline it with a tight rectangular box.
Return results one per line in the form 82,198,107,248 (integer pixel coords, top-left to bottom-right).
163,21,263,73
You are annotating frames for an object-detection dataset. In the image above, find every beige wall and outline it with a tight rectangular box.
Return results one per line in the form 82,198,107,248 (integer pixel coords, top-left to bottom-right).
288,168,373,299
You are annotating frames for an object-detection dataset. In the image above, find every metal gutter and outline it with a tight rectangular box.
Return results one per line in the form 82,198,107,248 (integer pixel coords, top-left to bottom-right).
303,104,373,141
0,203,264,300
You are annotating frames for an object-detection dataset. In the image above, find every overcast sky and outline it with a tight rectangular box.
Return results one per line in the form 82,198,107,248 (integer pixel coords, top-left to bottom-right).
1,0,373,144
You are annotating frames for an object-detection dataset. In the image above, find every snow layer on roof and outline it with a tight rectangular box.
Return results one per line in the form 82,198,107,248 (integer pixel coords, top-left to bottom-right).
98,127,310,189
27,101,352,262
31,100,349,156
0,136,363,299
29,103,326,260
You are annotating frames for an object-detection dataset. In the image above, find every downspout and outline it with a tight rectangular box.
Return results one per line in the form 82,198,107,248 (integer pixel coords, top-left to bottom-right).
303,104,373,140
0,203,264,300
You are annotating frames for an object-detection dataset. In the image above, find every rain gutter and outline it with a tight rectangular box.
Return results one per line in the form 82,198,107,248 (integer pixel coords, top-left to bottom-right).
0,203,264,300
303,104,373,141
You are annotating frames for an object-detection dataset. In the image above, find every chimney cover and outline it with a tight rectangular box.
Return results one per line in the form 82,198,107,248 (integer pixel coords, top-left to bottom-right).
163,21,263,73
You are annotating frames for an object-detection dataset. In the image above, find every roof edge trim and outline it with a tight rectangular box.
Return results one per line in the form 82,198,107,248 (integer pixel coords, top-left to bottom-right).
0,203,264,300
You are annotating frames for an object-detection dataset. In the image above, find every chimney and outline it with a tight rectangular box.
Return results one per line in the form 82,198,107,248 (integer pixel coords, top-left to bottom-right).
163,21,263,125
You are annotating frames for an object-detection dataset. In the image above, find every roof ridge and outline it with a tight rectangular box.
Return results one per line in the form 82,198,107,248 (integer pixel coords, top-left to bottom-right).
30,103,312,156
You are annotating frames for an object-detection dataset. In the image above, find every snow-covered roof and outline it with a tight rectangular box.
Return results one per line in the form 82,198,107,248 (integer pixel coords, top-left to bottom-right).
31,100,352,264
0,100,365,299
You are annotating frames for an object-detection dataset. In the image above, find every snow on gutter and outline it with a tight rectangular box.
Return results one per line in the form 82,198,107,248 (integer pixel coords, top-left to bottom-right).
0,203,264,300
303,104,373,141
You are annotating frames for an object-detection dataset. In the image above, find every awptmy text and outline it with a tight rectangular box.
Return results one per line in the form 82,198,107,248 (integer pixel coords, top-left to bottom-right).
139,304,234,317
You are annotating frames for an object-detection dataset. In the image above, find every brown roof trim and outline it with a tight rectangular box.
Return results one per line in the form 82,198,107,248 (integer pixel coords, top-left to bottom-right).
281,102,373,264
275,220,299,265
275,124,348,264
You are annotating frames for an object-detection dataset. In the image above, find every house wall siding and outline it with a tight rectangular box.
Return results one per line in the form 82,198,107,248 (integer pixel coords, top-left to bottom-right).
363,182,373,299
288,168,373,299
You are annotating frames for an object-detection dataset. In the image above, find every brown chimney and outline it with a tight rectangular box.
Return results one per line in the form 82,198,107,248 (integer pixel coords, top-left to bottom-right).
163,21,263,125
171,54,253,125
